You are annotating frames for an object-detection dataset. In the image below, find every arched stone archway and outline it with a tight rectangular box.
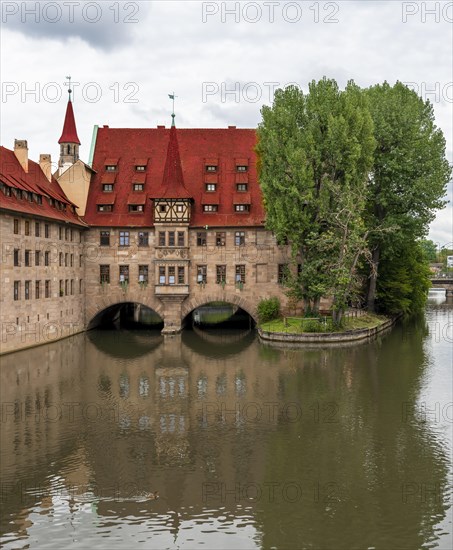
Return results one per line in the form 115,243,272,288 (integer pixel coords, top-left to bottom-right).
85,288,165,328
181,291,258,324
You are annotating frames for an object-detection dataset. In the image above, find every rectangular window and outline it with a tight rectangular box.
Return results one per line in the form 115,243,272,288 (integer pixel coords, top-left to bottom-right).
158,231,166,246
138,231,149,246
14,249,20,266
70,254,74,267
278,264,288,284
79,255,83,267
25,221,30,236
35,280,40,299
206,165,217,172
65,253,69,267
25,250,31,267
106,165,116,171
14,281,20,301
65,279,69,295
59,227,63,240
216,232,226,246
216,265,226,284
45,280,51,298
235,231,245,246
234,204,250,212
168,232,175,247
35,222,40,237
45,251,50,266
35,250,40,266
206,183,216,192
103,184,113,192
168,266,175,285
59,280,63,297
138,265,148,283
70,280,74,295
70,229,73,242
97,205,113,212
159,204,167,212
197,265,207,284
177,231,185,247
235,264,245,284
65,228,69,241
128,204,144,212
176,204,184,213
237,165,247,172
45,224,50,238
79,279,83,294
135,165,146,171
100,265,110,284
14,219,19,234
197,231,207,246
119,231,130,246
159,266,166,285
119,265,129,283
236,183,248,191
59,253,63,267
100,231,110,246
25,280,31,300
203,204,218,212
178,266,185,284
133,183,144,191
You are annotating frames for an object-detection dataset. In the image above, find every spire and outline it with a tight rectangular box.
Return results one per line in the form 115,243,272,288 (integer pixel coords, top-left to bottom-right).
161,121,191,199
58,77,81,145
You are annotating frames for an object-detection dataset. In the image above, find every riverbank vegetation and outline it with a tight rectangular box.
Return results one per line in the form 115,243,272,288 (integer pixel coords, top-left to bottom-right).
257,79,451,323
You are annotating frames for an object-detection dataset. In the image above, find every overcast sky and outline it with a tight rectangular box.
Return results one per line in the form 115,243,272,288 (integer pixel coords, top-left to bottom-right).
1,0,451,247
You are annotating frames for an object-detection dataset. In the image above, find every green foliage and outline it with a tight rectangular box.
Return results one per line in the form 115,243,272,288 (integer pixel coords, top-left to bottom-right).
257,297,280,323
420,239,439,262
376,241,432,315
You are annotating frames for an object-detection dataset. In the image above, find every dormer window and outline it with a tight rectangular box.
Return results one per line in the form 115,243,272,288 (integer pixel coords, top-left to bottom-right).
237,183,247,191
129,204,144,212
159,204,167,213
135,165,146,171
235,204,250,212
237,165,247,172
206,183,216,192
206,165,217,172
203,204,218,212
103,184,113,192
133,183,144,191
97,204,113,212
105,165,116,171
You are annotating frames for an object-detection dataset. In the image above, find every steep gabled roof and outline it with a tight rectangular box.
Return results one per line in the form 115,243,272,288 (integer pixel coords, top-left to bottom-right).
0,146,87,226
83,125,265,227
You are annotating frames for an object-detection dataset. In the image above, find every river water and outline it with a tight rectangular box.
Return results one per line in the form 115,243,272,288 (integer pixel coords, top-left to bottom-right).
1,293,452,549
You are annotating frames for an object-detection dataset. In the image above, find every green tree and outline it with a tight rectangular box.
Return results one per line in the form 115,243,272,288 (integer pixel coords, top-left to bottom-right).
376,240,432,315
364,82,451,311
257,78,375,322
420,239,438,262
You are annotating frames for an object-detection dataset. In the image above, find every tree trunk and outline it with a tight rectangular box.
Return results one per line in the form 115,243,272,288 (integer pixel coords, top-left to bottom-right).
313,296,320,315
367,246,380,312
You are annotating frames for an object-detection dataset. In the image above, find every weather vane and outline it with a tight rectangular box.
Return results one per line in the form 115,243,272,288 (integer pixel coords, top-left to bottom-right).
66,76,72,100
168,92,177,125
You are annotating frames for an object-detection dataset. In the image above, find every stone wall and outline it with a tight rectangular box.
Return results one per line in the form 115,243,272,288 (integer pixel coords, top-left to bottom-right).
0,212,85,354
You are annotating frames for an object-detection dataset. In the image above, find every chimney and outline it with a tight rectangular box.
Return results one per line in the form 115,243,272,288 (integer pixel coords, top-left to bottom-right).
39,154,52,182
14,139,28,173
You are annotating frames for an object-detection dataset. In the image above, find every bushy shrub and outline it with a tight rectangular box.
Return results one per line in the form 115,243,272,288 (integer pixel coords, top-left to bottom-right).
257,297,280,323
302,319,323,332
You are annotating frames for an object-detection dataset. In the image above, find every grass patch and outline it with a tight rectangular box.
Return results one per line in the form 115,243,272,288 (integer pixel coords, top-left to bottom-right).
260,313,387,334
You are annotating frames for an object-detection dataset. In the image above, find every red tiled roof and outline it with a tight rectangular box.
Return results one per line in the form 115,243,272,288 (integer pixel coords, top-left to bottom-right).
58,100,81,145
84,126,265,227
0,146,86,227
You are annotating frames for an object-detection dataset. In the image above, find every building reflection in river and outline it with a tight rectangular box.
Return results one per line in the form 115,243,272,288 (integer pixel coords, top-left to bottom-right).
0,307,451,549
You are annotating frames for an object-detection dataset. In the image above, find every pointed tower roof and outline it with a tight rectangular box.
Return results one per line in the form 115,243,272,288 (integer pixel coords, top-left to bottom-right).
58,93,81,145
160,123,191,199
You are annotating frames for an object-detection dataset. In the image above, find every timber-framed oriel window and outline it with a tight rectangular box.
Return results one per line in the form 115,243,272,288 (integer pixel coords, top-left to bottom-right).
153,198,191,223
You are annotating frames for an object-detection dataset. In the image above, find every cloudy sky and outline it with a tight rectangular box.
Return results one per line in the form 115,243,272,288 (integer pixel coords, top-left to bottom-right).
1,0,451,246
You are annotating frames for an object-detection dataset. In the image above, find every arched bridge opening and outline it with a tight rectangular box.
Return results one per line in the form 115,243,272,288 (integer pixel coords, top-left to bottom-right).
182,301,256,332
88,302,164,331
